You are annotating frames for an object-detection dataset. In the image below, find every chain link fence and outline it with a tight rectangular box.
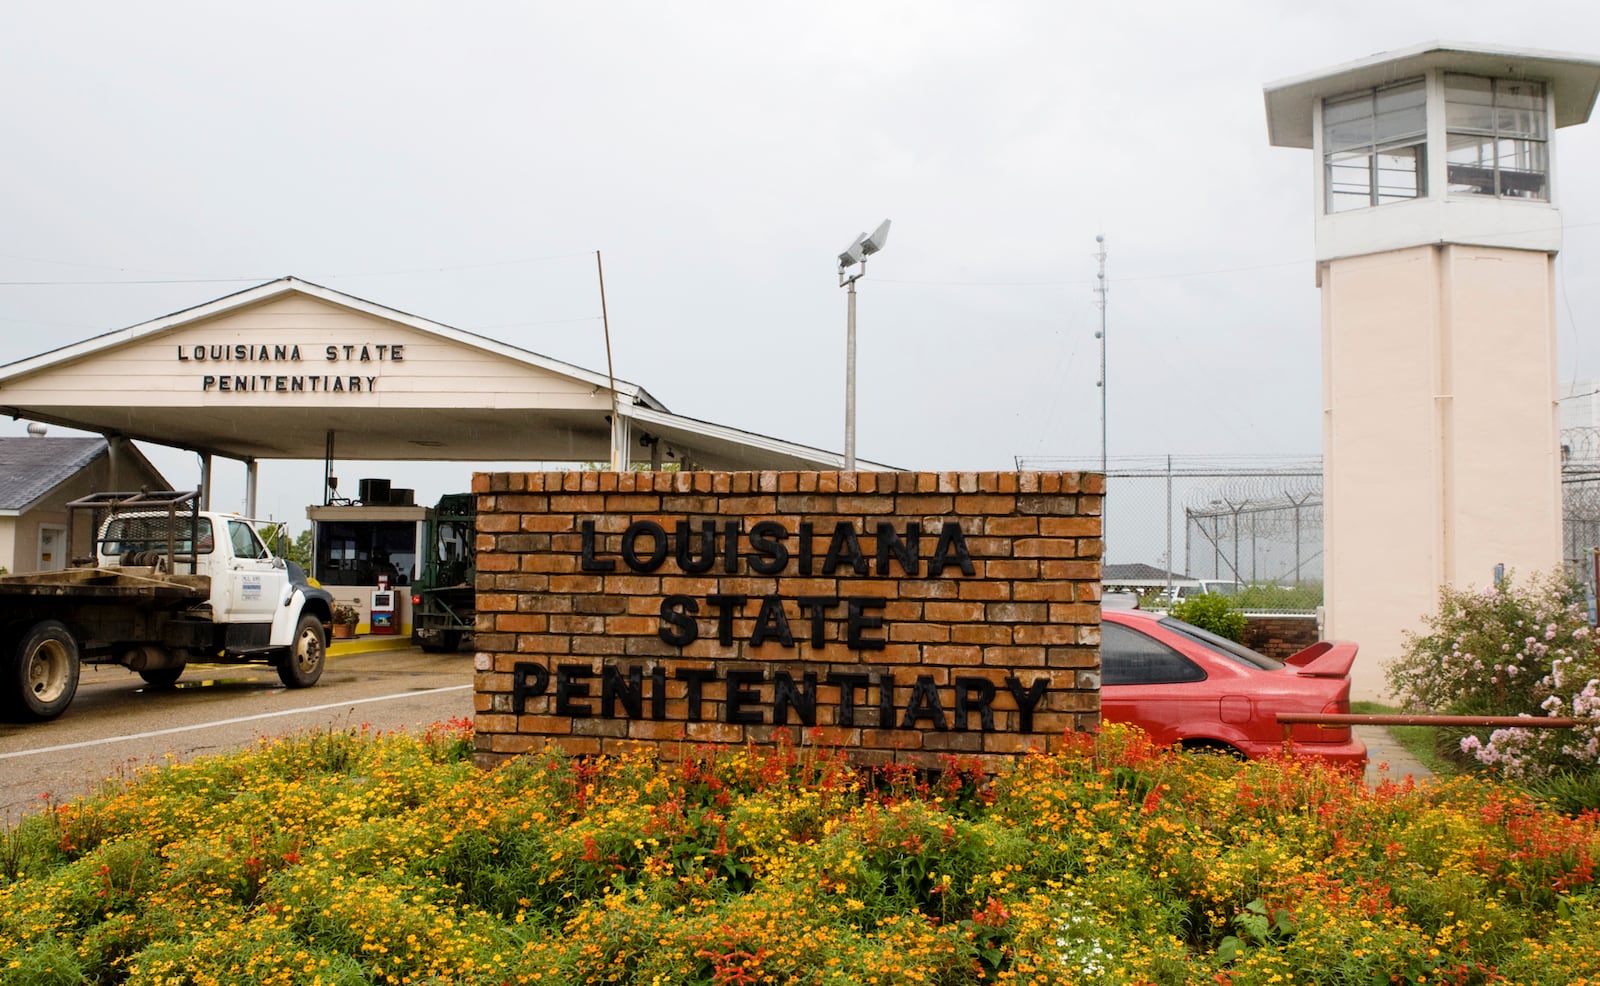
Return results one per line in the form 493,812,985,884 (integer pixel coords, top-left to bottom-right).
1017,456,1324,613
1025,440,1600,614
1562,428,1600,600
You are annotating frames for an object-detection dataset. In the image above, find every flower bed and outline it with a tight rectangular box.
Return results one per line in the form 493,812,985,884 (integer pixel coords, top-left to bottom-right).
1,722,1597,984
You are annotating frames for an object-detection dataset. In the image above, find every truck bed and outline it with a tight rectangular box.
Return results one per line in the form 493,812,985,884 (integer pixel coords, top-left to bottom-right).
0,567,209,606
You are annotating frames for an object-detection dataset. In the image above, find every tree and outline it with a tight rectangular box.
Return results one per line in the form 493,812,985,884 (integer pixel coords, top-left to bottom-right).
260,524,313,568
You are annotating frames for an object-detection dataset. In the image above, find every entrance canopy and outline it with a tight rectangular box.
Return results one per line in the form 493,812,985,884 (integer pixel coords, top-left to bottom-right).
0,278,893,473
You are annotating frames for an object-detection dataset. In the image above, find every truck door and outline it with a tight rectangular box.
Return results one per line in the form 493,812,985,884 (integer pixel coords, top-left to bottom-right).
225,520,287,623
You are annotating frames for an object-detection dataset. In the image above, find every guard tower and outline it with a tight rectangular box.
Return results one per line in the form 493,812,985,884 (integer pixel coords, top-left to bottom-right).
1265,43,1600,697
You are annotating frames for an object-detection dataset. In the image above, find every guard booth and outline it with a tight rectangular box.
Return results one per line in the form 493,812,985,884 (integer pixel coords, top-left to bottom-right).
306,478,423,634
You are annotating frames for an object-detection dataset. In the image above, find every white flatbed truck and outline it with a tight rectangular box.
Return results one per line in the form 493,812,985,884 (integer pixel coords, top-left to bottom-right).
0,491,333,721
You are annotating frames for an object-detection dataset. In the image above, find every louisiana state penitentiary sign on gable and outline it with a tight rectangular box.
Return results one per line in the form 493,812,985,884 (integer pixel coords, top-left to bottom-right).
470,470,1103,770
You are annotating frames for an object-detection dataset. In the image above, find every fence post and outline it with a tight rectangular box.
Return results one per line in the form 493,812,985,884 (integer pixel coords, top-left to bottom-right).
1165,455,1173,590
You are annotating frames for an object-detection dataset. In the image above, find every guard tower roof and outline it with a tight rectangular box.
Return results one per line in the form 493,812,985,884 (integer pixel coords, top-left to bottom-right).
1265,41,1600,148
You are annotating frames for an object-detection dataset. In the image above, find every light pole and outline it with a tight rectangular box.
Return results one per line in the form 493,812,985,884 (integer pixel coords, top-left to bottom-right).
838,219,891,471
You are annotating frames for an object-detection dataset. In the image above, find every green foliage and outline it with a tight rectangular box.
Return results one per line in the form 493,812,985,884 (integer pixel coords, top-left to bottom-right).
1520,768,1600,815
1233,581,1324,612
257,524,313,568
1388,568,1600,779
1216,897,1297,963
285,529,314,568
1168,591,1247,641
582,461,682,472
1,723,1599,983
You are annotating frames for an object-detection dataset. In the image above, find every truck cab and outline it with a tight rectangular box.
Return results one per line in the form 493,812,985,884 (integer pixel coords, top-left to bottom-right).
97,511,292,624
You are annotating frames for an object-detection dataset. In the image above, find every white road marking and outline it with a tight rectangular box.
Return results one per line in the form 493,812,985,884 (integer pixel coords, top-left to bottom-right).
0,685,473,760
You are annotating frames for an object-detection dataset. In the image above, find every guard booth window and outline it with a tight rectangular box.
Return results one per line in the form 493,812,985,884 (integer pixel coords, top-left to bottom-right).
314,521,416,586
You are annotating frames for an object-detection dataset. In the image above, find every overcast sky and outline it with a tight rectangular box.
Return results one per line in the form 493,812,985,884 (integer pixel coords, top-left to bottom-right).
3,2,1600,526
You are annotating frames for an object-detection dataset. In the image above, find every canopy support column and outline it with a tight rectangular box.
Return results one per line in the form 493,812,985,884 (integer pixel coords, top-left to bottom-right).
323,430,336,505
198,453,213,510
612,414,630,471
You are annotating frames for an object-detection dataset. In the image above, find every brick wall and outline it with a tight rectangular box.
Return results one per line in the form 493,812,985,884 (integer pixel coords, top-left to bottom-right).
1242,614,1322,660
471,470,1103,771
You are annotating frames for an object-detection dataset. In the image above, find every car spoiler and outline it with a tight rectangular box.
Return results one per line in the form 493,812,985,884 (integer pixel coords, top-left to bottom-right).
1283,640,1358,678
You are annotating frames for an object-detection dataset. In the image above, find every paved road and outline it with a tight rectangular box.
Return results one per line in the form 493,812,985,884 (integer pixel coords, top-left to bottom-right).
0,644,475,826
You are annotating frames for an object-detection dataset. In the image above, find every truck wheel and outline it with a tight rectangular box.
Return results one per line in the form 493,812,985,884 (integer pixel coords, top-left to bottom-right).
3,621,81,721
278,614,325,688
139,666,186,689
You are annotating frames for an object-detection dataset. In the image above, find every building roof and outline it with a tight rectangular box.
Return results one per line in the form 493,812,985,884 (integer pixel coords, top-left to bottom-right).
1102,562,1189,582
0,277,897,471
0,437,110,511
1264,41,1600,148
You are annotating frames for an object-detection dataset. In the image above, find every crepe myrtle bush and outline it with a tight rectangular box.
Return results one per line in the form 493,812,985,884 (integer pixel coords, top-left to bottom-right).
1388,569,1600,779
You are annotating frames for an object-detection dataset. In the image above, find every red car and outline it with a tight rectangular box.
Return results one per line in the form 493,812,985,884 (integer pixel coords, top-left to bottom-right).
1100,608,1367,769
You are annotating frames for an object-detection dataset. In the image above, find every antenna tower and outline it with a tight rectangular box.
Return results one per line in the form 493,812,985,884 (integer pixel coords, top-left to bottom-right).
1094,234,1108,477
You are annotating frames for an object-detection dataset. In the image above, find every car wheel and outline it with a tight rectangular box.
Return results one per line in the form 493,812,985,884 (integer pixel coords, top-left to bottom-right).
279,614,326,688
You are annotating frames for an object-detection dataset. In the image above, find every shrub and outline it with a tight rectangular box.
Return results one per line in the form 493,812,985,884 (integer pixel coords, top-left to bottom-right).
1168,592,1247,641
1388,569,1600,779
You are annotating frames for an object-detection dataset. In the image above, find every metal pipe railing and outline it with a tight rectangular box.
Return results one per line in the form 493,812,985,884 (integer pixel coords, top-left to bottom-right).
1278,712,1578,743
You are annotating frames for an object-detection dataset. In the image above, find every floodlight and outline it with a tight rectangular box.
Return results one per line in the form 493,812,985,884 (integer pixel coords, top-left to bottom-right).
837,233,867,270
861,218,891,256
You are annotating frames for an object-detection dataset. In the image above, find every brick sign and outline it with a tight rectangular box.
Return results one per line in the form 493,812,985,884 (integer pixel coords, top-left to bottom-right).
471,470,1103,770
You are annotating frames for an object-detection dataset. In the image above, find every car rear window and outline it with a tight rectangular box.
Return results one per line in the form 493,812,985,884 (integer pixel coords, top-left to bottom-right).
1157,618,1285,671
1102,622,1207,685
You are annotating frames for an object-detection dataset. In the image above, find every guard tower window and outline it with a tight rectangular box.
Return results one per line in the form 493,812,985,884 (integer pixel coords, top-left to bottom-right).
1445,74,1548,201
1323,78,1427,213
